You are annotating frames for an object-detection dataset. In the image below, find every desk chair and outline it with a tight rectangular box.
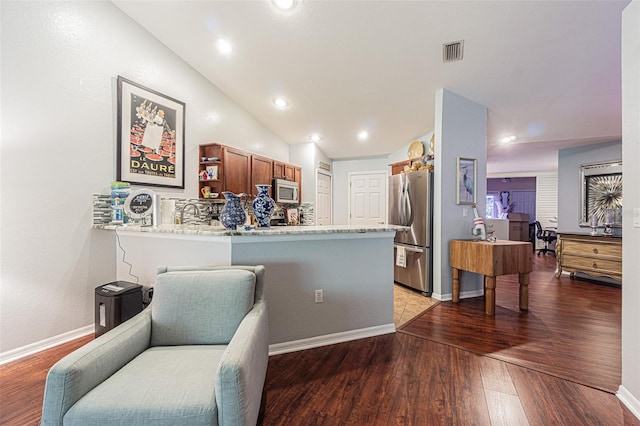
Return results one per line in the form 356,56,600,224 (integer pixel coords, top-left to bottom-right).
528,222,536,252
534,221,557,255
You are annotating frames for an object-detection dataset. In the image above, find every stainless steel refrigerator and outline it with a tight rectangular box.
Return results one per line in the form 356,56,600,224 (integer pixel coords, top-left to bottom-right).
388,169,433,296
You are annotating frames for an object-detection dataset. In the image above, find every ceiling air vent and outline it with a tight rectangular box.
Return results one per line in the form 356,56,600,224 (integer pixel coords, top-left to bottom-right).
443,40,464,63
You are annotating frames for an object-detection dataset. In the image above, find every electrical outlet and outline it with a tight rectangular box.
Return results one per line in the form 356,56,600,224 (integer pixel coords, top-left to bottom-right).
314,289,323,304
634,208,640,228
462,207,468,218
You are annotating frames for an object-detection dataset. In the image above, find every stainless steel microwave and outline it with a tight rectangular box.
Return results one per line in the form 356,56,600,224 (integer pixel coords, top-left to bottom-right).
273,178,299,204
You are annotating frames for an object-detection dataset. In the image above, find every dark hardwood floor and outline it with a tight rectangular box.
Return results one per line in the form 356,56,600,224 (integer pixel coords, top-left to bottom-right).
0,335,93,425
401,253,621,392
259,255,636,425
1,255,637,425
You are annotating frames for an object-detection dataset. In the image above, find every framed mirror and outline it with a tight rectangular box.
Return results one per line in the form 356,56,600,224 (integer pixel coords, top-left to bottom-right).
579,160,622,227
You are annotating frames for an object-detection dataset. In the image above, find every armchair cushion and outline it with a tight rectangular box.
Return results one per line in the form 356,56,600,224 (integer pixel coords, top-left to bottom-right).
63,346,226,426
151,270,256,346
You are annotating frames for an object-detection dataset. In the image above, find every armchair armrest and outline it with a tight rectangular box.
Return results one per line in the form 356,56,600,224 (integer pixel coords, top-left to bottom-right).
215,301,269,426
41,309,152,425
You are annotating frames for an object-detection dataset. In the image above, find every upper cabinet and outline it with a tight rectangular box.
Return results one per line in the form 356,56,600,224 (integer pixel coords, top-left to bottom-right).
198,144,223,199
284,163,295,181
390,159,412,175
199,143,301,200
273,161,285,179
223,146,251,196
250,155,274,197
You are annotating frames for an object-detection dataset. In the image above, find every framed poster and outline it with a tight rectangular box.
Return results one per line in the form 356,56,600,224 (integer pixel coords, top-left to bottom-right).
117,76,185,188
456,157,477,205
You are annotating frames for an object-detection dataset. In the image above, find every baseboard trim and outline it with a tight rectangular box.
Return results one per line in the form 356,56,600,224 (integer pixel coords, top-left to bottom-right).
1,323,396,364
0,325,94,365
433,289,484,302
617,385,640,420
268,323,396,356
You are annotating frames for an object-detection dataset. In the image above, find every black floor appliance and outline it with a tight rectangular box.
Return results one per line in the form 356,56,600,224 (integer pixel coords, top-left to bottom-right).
95,281,143,337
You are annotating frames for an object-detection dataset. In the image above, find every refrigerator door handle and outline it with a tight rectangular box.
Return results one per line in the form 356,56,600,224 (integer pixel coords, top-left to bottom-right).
404,178,413,226
394,244,424,253
399,176,407,224
400,176,413,226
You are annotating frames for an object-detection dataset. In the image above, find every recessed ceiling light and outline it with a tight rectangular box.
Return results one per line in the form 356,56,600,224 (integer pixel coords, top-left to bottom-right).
216,38,234,55
272,96,289,109
358,131,369,141
272,0,296,11
500,135,516,144
309,134,321,143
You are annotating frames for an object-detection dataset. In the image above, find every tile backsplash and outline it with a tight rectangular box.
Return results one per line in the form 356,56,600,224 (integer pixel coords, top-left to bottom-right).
93,194,316,226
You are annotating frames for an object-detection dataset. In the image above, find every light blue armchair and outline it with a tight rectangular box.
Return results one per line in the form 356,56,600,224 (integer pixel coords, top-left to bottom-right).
41,265,269,426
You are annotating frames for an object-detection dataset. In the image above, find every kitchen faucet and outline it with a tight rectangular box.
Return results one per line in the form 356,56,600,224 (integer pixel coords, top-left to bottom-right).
179,202,201,224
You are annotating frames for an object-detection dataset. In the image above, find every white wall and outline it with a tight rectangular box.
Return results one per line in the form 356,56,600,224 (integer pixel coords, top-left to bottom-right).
289,142,332,206
0,1,289,358
331,131,433,226
432,88,487,300
331,156,389,225
620,0,640,415
386,132,434,165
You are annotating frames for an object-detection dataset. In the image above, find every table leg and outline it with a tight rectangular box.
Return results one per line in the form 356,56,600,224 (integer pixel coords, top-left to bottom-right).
519,272,529,311
485,276,496,315
452,267,460,303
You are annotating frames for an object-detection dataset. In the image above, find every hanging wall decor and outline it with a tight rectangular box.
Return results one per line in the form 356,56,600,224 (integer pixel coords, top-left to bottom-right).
456,157,477,205
117,76,186,188
579,160,622,227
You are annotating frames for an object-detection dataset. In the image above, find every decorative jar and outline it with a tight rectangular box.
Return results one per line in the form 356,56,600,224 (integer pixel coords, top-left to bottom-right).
220,192,247,230
252,185,275,228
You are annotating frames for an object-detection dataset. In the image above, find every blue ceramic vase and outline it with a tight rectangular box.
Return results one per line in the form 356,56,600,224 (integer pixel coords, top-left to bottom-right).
220,192,247,230
252,185,275,228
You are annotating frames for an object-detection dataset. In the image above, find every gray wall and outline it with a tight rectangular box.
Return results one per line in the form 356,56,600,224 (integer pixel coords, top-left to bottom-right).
557,140,622,235
433,88,487,300
231,235,394,344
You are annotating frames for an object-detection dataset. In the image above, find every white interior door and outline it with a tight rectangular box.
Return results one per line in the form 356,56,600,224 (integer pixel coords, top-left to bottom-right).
349,172,387,226
316,171,332,225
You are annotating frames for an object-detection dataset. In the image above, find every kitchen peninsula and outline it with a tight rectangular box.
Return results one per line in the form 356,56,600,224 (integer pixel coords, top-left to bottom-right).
95,223,405,354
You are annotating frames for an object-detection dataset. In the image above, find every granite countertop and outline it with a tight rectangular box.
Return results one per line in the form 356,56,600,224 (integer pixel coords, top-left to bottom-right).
93,223,408,236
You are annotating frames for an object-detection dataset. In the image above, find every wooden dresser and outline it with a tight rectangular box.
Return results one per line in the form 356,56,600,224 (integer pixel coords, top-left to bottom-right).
555,233,622,282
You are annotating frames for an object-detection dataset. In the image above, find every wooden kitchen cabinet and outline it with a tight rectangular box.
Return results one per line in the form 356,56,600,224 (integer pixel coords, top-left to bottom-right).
390,159,412,175
198,143,223,200
199,143,301,200
555,233,622,282
223,146,251,196
273,161,285,179
250,154,273,197
284,163,295,181
294,166,302,201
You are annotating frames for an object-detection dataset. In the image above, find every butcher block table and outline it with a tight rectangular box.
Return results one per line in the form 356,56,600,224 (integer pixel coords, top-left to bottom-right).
449,239,533,315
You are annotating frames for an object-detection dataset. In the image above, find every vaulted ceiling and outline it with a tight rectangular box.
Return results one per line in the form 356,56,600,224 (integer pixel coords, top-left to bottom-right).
114,0,629,174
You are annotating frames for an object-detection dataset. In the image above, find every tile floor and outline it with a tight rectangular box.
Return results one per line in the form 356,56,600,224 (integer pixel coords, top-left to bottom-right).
393,284,439,328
